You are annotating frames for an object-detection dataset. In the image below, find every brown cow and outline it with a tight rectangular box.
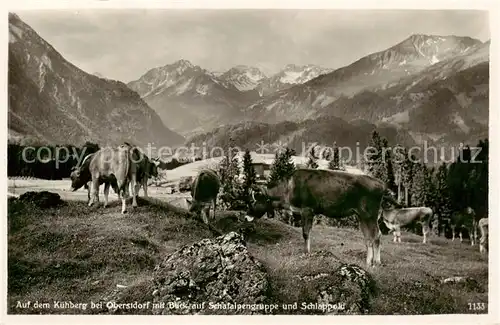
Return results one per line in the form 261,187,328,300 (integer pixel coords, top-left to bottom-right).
128,149,159,198
70,153,118,203
478,217,488,254
379,207,433,244
72,144,138,214
245,169,397,267
185,169,221,224
448,207,479,245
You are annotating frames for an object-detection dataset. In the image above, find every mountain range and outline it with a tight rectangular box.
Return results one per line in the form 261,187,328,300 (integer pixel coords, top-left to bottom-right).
129,34,488,150
9,13,489,157
8,13,184,147
127,62,333,137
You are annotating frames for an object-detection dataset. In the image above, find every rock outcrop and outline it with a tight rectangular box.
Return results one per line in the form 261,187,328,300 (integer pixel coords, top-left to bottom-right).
113,232,269,315
295,262,377,315
18,191,64,209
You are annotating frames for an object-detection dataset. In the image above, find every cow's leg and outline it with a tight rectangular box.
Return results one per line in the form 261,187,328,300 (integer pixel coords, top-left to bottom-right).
374,227,382,265
392,226,401,243
459,231,463,243
212,198,217,221
143,179,148,198
130,174,138,208
451,225,455,241
134,183,141,200
103,183,110,208
117,178,129,214
89,177,100,207
422,222,430,244
201,205,210,225
124,183,130,199
86,182,91,204
300,207,314,254
120,185,128,214
479,234,487,254
359,216,381,267
359,220,374,267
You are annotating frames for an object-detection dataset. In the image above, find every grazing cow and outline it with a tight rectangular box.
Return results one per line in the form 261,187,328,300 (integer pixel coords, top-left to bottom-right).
128,150,159,198
244,168,399,267
70,153,119,203
379,207,433,244
71,144,138,214
478,218,488,254
449,207,479,245
185,169,221,224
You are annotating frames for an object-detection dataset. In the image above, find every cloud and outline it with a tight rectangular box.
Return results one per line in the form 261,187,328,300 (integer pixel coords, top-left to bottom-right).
15,9,490,82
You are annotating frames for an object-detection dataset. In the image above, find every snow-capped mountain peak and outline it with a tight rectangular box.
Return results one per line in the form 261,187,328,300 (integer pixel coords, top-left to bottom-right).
255,64,333,96
217,65,267,91
278,64,333,84
127,59,204,97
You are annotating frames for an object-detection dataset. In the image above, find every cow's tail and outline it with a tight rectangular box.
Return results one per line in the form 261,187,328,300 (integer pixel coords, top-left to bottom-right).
427,207,434,229
118,144,132,194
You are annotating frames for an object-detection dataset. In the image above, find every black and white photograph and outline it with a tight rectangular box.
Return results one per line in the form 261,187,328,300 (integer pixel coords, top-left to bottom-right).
3,2,496,320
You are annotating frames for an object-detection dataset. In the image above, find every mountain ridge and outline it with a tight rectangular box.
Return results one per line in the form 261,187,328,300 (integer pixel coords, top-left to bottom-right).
8,13,184,147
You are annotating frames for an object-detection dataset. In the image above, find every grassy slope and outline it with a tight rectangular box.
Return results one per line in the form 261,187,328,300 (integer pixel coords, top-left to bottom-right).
8,197,488,315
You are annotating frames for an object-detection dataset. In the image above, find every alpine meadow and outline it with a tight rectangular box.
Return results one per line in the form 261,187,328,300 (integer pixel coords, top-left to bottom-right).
5,9,492,318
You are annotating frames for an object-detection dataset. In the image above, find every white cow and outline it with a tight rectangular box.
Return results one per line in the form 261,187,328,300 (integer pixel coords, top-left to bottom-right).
379,207,433,243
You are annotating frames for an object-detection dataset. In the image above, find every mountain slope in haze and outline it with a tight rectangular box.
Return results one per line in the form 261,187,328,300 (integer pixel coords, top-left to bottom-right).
245,34,483,124
8,13,184,147
255,64,333,97
319,41,489,146
127,60,257,137
185,117,417,160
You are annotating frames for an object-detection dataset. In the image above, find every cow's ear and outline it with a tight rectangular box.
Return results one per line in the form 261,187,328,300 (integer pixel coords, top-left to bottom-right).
186,197,193,205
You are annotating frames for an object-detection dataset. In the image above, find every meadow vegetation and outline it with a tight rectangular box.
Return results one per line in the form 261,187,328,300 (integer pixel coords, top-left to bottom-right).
8,196,488,315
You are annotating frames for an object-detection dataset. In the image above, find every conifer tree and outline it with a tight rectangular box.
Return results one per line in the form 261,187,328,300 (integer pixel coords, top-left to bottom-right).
410,162,426,206
306,146,319,169
268,148,296,188
217,137,242,209
435,162,452,236
328,143,341,170
241,149,257,206
382,138,397,193
367,131,386,179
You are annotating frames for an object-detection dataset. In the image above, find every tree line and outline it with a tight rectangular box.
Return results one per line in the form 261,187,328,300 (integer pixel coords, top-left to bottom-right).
8,142,100,180
7,141,197,179
216,132,488,236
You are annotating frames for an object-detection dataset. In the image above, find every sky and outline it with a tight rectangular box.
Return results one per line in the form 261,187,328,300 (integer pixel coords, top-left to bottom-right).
15,9,490,83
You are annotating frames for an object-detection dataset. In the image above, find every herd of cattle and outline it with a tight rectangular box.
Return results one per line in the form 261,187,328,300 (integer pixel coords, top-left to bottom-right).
69,143,489,268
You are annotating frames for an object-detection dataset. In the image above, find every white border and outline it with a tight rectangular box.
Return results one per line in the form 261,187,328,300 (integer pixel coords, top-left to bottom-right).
1,1,499,325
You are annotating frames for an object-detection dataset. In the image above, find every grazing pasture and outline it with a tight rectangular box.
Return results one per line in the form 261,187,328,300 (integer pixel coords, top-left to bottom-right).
7,179,488,315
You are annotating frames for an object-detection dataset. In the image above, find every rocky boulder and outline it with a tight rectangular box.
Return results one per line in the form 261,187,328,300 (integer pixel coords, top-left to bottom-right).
116,232,269,315
295,262,377,315
18,191,64,209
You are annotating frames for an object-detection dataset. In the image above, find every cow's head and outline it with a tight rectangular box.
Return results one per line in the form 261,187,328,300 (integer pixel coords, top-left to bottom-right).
244,187,277,222
69,166,87,192
185,197,203,214
147,160,159,178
